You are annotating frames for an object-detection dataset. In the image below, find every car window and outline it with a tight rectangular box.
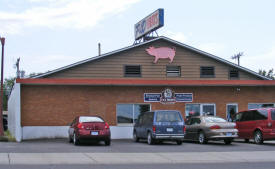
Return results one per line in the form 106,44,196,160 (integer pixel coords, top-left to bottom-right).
271,110,275,120
240,111,249,121
137,114,143,124
156,111,182,122
79,116,104,123
235,112,242,122
254,110,268,120
143,112,153,125
204,117,226,123
190,118,201,125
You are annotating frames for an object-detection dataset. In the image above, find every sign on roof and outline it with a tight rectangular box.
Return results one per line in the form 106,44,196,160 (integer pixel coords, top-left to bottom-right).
134,8,164,40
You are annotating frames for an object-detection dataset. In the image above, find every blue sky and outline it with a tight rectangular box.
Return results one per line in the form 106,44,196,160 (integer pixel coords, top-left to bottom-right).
1,0,275,78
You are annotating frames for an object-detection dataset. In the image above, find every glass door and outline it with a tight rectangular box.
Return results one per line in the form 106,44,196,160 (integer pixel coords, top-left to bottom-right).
226,104,238,122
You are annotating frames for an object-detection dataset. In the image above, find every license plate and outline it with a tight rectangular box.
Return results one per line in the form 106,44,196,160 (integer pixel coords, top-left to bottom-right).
226,133,232,136
91,131,98,135
166,128,173,132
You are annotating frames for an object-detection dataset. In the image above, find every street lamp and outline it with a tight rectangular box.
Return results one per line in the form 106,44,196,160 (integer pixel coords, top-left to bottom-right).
0,36,5,136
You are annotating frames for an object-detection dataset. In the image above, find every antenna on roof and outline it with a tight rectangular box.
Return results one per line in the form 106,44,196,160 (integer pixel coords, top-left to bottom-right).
231,52,243,66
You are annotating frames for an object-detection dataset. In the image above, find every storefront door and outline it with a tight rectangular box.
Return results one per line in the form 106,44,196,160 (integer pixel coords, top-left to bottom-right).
226,104,238,122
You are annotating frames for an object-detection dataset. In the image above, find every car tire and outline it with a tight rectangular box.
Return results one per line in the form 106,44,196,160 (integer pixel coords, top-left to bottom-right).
133,131,139,142
73,133,80,145
147,132,155,145
224,139,232,145
198,131,208,144
176,140,182,145
244,139,249,143
105,139,111,146
254,130,264,145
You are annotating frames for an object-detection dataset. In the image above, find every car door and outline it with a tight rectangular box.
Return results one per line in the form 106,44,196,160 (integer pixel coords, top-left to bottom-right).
187,118,201,140
184,118,192,140
135,114,143,138
237,111,255,139
140,112,150,138
68,118,76,137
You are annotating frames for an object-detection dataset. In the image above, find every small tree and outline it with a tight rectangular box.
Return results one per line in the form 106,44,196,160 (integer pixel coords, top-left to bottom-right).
259,68,274,80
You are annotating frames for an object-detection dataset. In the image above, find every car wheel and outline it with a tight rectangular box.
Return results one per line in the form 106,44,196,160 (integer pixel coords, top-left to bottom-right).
105,139,111,146
147,132,155,145
176,140,182,145
224,139,232,145
254,130,264,144
73,133,80,145
244,139,249,143
198,131,208,144
133,131,139,142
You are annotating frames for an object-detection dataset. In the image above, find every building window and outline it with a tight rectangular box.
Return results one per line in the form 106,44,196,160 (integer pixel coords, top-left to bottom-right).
116,104,150,124
166,66,181,77
248,103,275,109
229,69,239,79
185,103,216,117
200,66,215,78
124,65,141,77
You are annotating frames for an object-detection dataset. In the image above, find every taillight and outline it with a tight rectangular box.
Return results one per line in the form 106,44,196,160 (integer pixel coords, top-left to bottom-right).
152,125,156,132
267,122,272,128
105,122,110,129
183,126,186,133
210,125,221,130
77,123,84,129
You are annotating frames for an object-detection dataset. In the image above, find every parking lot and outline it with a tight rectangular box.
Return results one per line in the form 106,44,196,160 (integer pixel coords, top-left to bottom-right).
1,139,275,169
1,139,275,153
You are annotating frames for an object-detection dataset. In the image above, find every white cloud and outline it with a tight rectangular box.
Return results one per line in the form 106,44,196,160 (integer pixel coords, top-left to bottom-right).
242,46,275,71
163,30,188,43
0,0,140,35
197,43,226,56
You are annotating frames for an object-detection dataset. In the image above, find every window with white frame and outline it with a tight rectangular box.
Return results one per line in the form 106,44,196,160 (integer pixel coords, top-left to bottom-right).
185,103,216,117
248,103,275,109
116,104,150,124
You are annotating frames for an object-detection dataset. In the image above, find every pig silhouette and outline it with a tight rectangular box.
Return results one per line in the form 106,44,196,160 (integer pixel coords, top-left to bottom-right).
146,46,176,63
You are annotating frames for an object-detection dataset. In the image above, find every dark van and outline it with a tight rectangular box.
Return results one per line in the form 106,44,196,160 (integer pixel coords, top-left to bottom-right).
235,108,275,144
133,110,185,145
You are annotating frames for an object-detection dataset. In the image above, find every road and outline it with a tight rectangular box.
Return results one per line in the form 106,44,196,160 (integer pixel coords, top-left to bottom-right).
1,139,275,169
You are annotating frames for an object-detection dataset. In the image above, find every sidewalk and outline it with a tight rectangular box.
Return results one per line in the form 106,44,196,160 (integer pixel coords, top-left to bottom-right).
1,151,275,165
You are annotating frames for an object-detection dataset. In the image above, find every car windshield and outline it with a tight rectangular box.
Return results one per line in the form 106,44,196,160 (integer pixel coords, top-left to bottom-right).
79,116,104,123
204,117,226,123
156,111,182,122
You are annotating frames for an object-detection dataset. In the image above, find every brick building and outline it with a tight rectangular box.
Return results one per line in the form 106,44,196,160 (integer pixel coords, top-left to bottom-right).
8,36,275,141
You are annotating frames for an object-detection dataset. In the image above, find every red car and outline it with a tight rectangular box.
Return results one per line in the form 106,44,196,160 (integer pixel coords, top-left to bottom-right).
235,108,275,144
68,116,111,145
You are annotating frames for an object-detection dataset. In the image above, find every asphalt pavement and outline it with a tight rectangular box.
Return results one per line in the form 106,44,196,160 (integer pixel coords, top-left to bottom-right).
1,139,275,153
1,139,275,169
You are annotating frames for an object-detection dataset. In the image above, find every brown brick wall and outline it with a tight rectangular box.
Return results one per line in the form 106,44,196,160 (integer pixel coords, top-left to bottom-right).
21,85,275,126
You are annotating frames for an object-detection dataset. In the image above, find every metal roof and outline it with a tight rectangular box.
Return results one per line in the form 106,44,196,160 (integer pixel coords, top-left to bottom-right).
33,36,270,80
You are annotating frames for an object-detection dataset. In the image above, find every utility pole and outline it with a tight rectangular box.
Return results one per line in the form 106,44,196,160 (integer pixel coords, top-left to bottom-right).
0,36,5,136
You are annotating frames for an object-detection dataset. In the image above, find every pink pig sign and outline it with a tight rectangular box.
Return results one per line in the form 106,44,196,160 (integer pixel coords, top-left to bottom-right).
146,46,176,63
